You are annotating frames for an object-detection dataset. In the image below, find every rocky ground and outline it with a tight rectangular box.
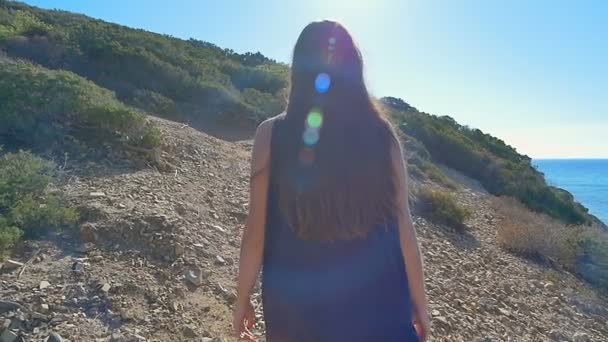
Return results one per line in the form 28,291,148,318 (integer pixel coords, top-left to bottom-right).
1,116,607,341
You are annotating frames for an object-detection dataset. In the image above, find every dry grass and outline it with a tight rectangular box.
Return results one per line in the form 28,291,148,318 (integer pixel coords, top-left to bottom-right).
492,196,580,269
493,196,608,289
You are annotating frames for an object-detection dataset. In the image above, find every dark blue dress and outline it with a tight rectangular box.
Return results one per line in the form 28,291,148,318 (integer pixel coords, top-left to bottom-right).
262,119,419,342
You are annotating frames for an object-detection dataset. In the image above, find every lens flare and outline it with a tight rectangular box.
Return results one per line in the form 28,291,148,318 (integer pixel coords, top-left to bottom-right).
315,73,331,94
302,128,319,147
307,110,323,129
299,147,315,165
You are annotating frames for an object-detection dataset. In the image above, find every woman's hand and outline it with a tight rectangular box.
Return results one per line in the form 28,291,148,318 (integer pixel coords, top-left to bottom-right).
232,299,256,341
413,306,431,341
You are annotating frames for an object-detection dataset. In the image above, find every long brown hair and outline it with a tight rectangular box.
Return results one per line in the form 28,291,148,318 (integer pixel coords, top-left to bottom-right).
275,20,400,241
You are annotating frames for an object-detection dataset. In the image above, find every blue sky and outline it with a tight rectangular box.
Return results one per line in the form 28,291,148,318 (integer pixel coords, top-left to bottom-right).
24,0,608,158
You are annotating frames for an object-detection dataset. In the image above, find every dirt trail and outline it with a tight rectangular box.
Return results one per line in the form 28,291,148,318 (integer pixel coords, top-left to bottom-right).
1,116,607,341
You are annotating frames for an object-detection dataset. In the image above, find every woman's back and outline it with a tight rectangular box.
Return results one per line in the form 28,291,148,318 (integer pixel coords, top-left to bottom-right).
262,117,419,341
233,20,429,342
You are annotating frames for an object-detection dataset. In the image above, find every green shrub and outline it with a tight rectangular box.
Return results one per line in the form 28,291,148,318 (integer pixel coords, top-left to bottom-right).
129,89,178,118
0,57,159,153
0,149,53,207
0,218,22,256
10,194,78,238
0,150,77,253
241,87,285,120
0,1,290,128
407,153,458,189
415,187,471,229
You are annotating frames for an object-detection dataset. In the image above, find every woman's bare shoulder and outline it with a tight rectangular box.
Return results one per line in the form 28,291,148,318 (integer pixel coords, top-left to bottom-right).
251,113,284,171
255,112,285,142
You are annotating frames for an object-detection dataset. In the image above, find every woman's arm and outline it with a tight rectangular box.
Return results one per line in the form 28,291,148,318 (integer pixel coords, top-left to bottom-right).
236,119,273,303
391,142,430,340
234,119,273,336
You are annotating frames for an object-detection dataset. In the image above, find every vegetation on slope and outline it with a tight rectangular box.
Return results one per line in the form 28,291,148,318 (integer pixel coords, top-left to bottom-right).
0,1,288,128
382,97,592,226
0,57,160,155
493,197,608,289
415,187,471,230
0,149,77,255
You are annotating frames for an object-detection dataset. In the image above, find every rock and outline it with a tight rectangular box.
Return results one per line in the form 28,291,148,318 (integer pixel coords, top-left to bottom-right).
182,324,198,338
99,283,111,293
72,261,85,275
434,316,451,329
46,332,63,342
80,222,98,243
544,282,555,291
224,291,238,304
34,254,46,263
40,304,50,313
572,332,590,342
210,224,225,233
75,242,95,254
174,244,185,257
0,330,17,342
185,267,206,287
30,311,48,321
91,255,104,263
1,260,24,271
89,191,106,198
498,308,512,317
548,329,569,341
39,281,51,289
215,255,226,265
431,309,440,316
120,311,133,321
110,332,125,342
229,210,248,222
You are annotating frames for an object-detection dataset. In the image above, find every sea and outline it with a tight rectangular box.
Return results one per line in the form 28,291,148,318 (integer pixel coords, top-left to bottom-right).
533,159,608,225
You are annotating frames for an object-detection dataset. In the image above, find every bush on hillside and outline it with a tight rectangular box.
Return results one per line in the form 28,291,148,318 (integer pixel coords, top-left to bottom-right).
493,196,580,267
0,150,78,255
408,155,458,189
0,2,290,126
0,57,160,154
384,97,591,226
493,196,608,289
415,187,471,230
574,227,608,289
241,88,286,121
129,89,178,118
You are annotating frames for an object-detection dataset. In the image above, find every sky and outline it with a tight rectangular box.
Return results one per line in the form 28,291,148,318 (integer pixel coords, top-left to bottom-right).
23,0,608,158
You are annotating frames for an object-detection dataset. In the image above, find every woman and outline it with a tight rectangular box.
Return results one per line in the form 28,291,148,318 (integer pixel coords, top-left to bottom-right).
234,21,429,341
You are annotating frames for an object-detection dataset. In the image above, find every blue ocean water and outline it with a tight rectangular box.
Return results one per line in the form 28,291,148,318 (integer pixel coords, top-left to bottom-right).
534,159,608,225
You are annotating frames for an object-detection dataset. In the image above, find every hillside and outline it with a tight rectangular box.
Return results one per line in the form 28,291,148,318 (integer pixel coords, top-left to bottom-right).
1,116,607,342
1,1,608,341
0,1,599,227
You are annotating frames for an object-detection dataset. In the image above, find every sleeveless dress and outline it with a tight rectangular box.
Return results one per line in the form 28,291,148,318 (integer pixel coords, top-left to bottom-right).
262,118,420,342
